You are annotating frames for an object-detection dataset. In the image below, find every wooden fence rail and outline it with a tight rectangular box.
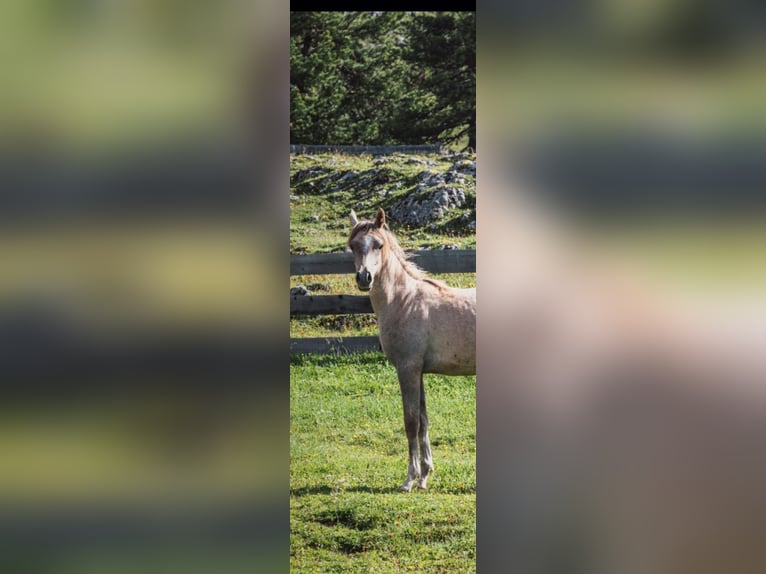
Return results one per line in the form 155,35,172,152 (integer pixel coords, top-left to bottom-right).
291,294,373,316
290,249,475,276
290,249,475,354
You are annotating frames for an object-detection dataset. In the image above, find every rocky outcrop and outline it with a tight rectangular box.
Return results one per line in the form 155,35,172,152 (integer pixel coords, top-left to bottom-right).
290,151,476,231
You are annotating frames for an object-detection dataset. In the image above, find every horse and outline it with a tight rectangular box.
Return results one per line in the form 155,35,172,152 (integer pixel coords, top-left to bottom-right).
347,208,476,491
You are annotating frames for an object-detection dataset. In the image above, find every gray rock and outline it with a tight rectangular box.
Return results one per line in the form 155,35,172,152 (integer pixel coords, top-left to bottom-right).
452,160,476,176
338,170,357,182
388,185,468,227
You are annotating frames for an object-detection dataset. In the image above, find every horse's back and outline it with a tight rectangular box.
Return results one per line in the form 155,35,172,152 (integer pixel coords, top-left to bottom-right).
423,285,476,375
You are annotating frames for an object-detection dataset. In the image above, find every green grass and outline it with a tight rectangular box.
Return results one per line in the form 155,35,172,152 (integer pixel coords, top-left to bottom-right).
290,353,476,573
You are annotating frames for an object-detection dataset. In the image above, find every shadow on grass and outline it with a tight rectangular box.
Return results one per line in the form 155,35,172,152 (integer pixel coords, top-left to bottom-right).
290,485,403,497
290,352,388,368
291,484,475,497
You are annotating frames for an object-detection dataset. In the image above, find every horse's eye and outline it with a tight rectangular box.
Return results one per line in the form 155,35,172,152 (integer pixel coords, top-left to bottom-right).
374,244,382,250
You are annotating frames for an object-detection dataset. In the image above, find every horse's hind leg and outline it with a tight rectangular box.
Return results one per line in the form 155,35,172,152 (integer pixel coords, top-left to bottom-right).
397,366,421,492
417,375,434,490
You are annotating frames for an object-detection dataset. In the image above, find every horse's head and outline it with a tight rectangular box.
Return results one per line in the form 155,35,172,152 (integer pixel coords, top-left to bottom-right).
347,208,387,292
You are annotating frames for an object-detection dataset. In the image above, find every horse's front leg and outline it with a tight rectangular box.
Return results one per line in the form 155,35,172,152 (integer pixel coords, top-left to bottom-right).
397,366,421,492
417,374,434,490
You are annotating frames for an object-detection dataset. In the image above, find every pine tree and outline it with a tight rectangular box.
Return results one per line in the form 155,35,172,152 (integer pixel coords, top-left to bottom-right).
397,12,476,150
290,11,475,149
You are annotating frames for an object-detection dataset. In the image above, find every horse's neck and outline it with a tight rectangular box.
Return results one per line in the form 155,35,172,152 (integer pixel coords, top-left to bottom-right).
370,249,419,309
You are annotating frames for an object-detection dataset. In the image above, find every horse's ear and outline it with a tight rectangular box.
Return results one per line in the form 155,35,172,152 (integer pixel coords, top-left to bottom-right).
349,210,358,227
374,208,386,229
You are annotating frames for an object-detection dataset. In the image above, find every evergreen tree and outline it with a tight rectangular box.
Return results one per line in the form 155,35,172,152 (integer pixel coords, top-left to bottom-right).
397,12,475,149
290,11,475,149
290,12,350,144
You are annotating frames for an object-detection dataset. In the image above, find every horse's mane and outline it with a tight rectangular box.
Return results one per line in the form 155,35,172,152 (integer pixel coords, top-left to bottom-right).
349,221,448,289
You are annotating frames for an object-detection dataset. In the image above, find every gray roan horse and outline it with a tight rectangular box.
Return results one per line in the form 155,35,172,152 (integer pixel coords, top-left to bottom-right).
348,208,476,491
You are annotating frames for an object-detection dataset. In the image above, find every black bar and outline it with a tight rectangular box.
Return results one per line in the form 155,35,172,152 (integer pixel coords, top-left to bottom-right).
291,3,475,12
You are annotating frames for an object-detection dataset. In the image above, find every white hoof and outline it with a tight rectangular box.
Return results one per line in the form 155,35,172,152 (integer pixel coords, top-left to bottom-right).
418,464,433,489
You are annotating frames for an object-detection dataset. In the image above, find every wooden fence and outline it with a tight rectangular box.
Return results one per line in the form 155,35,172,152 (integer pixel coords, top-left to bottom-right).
290,249,475,354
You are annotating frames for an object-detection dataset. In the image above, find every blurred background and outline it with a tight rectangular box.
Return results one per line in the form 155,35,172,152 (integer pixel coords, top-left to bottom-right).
0,0,286,572
480,0,766,300
4,0,766,571
479,1,766,572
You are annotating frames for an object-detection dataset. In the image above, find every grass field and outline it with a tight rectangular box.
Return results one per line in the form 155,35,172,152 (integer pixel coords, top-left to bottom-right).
290,353,476,573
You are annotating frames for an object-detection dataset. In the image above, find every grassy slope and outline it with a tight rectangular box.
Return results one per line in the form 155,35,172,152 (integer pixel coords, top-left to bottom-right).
290,153,476,255
290,354,476,573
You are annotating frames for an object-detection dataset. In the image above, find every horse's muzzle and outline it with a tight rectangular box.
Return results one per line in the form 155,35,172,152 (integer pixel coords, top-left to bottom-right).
356,270,372,291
